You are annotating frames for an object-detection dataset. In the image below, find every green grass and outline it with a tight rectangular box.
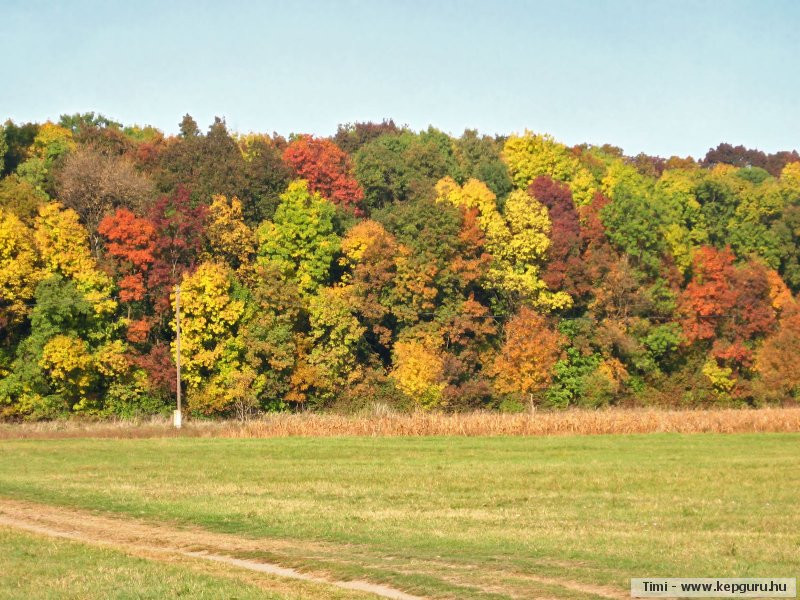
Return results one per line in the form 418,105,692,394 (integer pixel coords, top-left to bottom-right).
1,434,798,598
0,527,363,599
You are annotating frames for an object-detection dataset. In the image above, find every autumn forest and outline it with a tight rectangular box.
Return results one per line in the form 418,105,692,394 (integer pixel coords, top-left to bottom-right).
1,113,799,419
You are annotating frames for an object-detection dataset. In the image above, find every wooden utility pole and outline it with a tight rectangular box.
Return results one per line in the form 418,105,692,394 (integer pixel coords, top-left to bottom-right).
174,284,182,429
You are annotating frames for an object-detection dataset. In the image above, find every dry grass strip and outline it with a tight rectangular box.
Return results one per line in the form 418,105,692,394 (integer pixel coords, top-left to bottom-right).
1,407,798,440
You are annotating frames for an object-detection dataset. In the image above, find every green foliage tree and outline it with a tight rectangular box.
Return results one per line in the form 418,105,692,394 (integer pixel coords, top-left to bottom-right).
257,180,340,294
157,116,249,206
600,162,666,274
307,286,367,404
354,128,462,212
237,134,291,225
0,125,6,175
0,275,140,418
1,120,39,177
455,129,513,201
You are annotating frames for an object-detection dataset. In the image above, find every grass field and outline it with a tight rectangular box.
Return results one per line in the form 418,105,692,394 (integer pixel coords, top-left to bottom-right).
1,433,798,598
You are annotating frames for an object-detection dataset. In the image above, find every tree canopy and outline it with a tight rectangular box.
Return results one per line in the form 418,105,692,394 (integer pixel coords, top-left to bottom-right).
1,113,799,418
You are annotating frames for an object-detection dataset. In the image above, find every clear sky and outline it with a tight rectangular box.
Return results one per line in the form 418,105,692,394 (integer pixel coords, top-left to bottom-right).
2,0,798,157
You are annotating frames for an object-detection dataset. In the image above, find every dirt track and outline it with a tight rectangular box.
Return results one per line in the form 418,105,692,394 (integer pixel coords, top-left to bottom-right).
0,498,421,600
0,498,627,599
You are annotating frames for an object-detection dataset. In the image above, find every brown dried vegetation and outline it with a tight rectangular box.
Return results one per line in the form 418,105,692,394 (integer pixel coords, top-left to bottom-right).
1,407,798,440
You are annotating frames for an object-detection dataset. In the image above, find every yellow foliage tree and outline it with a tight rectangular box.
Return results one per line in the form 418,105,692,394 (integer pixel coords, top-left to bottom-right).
339,219,394,267
174,261,245,392
93,340,130,378
502,131,597,205
504,189,552,264
435,177,510,249
780,161,800,188
765,268,795,312
235,132,275,162
206,195,255,271
436,178,571,310
0,209,42,324
702,357,736,401
285,335,324,406
39,335,94,407
33,203,115,314
31,122,76,161
390,335,445,409
38,335,136,416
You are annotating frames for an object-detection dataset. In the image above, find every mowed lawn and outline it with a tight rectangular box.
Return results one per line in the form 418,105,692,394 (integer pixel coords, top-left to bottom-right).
0,434,798,598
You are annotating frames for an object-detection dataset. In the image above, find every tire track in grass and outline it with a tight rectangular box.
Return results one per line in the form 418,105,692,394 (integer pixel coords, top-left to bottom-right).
0,500,421,600
0,498,625,599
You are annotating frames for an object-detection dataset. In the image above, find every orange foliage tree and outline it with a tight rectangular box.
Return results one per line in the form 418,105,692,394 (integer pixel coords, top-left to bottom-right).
98,208,156,303
755,308,800,401
491,307,565,409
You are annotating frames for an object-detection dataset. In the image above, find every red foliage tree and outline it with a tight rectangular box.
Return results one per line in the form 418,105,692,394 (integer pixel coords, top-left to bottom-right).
702,143,799,176
282,135,364,214
146,186,207,313
529,176,581,291
125,318,152,344
132,140,164,170
680,246,776,346
130,342,176,397
729,261,776,341
579,191,611,247
545,189,617,306
442,295,496,368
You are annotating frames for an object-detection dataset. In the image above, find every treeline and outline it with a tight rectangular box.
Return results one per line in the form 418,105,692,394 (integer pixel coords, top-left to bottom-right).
1,113,799,419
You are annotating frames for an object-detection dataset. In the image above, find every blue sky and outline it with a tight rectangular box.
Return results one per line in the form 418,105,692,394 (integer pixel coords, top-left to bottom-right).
2,0,798,157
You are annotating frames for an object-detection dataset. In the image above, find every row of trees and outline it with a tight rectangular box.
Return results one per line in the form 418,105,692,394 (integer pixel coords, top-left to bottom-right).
1,113,799,419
